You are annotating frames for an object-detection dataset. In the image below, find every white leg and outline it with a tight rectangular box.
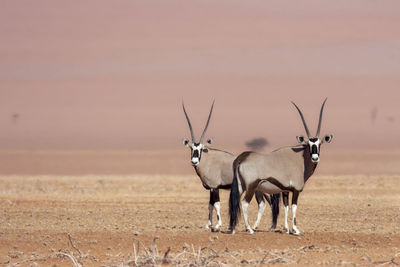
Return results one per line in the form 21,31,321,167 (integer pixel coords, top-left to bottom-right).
206,203,213,229
284,205,290,234
253,200,266,230
292,204,301,235
241,199,254,234
214,201,222,229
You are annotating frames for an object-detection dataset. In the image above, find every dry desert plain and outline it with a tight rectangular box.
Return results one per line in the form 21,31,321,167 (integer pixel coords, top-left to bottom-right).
0,149,400,266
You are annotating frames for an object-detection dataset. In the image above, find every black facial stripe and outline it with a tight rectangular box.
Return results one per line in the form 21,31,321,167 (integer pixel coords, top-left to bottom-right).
192,149,199,158
311,144,318,154
309,138,318,142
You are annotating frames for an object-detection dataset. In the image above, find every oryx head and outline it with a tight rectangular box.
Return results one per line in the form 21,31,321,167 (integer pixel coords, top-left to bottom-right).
292,98,333,164
182,101,214,166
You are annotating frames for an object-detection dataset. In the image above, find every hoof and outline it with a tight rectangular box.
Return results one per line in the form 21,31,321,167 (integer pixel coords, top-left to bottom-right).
206,226,215,232
292,226,301,236
269,227,279,232
211,228,218,233
247,228,254,235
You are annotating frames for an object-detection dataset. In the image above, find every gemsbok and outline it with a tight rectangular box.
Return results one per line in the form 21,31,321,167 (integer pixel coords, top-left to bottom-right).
229,99,333,235
182,101,280,231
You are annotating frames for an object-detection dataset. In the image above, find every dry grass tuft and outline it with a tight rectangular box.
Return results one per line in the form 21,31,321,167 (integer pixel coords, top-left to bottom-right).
127,238,223,266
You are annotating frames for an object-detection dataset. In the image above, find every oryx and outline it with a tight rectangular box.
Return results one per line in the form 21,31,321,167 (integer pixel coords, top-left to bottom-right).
229,99,333,235
182,101,280,231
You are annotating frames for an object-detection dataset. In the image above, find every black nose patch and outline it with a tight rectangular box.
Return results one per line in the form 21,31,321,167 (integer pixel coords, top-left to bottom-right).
311,145,318,154
192,150,199,158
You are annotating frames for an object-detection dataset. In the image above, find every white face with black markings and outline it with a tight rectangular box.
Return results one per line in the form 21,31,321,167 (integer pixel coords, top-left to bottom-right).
190,143,204,166
183,139,212,166
308,138,321,163
297,135,333,164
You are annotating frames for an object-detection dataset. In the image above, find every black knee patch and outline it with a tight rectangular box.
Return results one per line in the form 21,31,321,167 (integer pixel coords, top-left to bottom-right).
209,189,220,205
254,191,265,205
282,193,289,206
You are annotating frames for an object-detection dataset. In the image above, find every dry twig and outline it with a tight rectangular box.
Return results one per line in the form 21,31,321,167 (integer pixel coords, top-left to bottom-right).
67,233,82,256
56,252,82,267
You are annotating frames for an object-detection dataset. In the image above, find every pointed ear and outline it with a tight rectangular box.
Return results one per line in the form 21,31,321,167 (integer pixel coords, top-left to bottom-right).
323,134,333,143
206,138,213,145
296,136,306,144
183,138,190,147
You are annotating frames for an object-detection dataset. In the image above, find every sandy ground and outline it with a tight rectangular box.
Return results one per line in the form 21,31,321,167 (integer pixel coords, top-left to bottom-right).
0,150,400,266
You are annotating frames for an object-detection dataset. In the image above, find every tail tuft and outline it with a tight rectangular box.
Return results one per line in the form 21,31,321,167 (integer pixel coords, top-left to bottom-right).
229,162,241,231
271,193,280,229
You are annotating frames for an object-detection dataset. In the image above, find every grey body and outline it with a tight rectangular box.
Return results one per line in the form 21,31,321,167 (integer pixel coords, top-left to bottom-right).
239,145,316,194
229,99,332,235
194,148,235,189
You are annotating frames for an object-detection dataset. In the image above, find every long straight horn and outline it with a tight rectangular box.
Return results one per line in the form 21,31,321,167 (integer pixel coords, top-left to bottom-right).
291,101,311,138
316,98,327,137
199,100,215,143
182,102,195,142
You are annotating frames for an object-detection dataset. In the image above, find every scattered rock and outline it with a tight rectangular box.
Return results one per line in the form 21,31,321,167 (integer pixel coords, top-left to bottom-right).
8,251,23,259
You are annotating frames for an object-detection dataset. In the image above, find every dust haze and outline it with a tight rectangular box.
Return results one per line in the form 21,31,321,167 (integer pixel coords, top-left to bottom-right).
1,0,400,151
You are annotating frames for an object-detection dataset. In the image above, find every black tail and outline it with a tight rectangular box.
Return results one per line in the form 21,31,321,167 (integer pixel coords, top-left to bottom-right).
229,162,241,231
271,193,280,229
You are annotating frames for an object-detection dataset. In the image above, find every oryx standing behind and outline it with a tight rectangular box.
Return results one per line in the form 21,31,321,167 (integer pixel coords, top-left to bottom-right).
182,101,279,231
229,99,333,235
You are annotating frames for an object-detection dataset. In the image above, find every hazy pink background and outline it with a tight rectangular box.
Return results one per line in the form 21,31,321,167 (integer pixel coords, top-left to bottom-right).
1,1,400,150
